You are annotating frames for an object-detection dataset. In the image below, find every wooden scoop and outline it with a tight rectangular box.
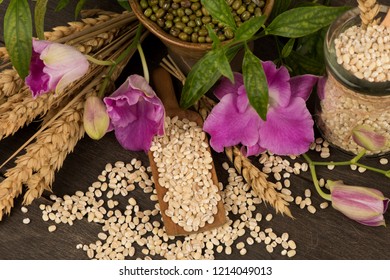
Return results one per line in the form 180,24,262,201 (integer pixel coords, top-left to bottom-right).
381,9,390,27
148,67,227,236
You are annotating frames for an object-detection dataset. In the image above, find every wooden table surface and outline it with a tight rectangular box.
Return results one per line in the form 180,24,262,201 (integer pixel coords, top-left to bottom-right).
0,0,389,260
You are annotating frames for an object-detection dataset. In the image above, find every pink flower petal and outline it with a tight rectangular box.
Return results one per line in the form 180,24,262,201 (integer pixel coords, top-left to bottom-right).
289,74,319,101
214,72,243,100
262,61,291,108
258,97,314,155
25,40,89,96
104,75,165,152
204,93,261,153
113,97,164,152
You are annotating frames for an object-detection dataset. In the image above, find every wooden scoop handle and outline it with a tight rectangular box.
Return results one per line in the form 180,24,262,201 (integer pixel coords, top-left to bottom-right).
381,9,390,27
151,67,179,111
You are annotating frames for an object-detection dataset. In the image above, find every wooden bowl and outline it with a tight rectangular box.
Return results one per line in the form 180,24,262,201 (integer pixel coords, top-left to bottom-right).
129,0,274,74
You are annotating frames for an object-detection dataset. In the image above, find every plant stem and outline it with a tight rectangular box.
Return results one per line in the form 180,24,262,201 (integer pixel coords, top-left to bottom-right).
85,55,115,66
303,148,390,200
307,149,389,176
97,25,144,98
137,43,149,84
302,153,332,201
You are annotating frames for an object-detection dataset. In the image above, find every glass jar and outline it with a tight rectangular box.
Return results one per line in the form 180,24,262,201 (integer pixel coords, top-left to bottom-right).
316,6,390,156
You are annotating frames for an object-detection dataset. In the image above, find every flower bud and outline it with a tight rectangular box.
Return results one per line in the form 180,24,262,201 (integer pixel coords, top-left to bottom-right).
328,180,389,227
83,96,110,140
352,124,387,152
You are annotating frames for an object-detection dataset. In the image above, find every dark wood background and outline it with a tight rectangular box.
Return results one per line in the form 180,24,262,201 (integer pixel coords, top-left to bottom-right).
0,0,389,260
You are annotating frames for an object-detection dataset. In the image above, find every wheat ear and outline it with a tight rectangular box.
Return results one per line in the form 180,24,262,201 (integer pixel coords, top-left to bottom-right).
225,146,293,218
0,69,24,100
22,94,88,205
358,0,380,27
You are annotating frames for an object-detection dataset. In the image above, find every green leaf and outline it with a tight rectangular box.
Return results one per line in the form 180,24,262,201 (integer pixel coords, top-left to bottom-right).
180,45,241,108
75,0,87,19
242,46,268,120
4,0,32,79
34,0,48,40
201,0,236,30
269,0,291,21
55,0,70,12
116,0,131,11
205,24,220,49
216,49,234,83
266,6,350,38
281,38,295,58
0,0,4,4
234,15,266,42
285,50,324,76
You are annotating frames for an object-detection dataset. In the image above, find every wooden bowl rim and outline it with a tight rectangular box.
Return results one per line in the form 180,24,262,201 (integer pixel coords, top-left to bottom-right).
129,0,275,51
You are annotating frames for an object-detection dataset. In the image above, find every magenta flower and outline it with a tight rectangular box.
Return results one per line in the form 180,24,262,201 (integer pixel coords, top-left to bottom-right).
329,180,389,227
25,40,89,97
103,75,165,152
203,61,318,156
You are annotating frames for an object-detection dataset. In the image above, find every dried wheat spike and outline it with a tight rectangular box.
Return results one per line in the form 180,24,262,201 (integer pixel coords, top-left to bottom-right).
0,93,88,221
0,89,69,140
0,166,32,221
44,12,120,41
22,95,87,205
225,146,293,218
0,47,9,60
0,69,24,99
358,0,380,26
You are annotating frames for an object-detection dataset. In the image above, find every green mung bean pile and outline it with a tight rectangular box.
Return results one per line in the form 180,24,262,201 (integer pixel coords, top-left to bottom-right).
139,0,266,43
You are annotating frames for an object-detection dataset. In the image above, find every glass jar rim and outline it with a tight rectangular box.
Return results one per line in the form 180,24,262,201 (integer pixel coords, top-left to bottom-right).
324,6,390,96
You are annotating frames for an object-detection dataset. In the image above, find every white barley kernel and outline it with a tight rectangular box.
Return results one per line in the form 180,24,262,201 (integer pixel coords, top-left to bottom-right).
48,225,57,232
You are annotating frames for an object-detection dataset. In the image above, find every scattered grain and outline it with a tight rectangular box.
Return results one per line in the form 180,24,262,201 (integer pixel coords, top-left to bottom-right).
48,225,57,232
320,202,329,209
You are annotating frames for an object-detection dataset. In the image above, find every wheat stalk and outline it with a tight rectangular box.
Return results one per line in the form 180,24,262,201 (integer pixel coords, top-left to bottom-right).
0,69,24,100
0,64,102,140
225,146,293,218
22,94,88,206
358,0,380,27
0,27,148,220
0,47,9,61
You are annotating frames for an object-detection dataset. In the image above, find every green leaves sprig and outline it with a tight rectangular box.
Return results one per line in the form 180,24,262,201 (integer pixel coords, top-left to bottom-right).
179,1,350,120
4,0,32,79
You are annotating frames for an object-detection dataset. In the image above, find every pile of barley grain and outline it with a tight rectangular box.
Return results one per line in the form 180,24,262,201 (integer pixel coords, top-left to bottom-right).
150,116,221,232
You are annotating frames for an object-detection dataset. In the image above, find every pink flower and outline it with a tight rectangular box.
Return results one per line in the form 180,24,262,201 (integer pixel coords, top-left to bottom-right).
203,61,318,156
25,40,89,97
329,180,389,227
103,75,165,152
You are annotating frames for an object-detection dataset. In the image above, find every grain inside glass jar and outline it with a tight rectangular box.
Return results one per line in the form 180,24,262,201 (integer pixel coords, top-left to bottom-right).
316,7,390,156
150,116,222,232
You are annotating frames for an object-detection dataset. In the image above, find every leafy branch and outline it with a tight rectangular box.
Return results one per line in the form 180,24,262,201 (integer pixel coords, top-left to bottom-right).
179,1,350,120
